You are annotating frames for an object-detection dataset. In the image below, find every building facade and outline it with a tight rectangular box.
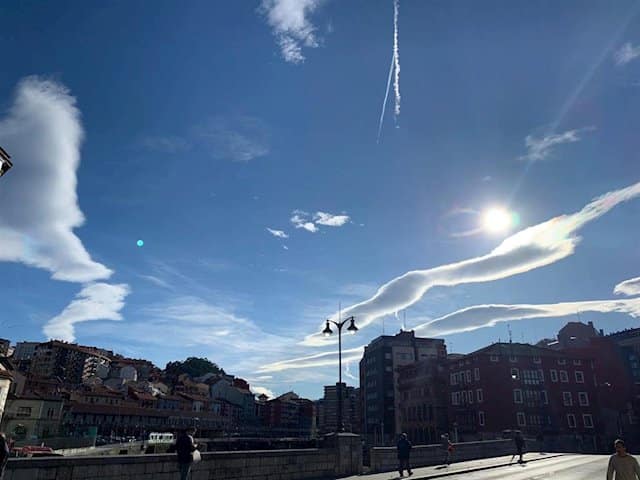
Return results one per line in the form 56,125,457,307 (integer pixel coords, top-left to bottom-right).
29,341,111,385
397,358,449,444
317,383,361,434
360,330,447,445
448,343,599,446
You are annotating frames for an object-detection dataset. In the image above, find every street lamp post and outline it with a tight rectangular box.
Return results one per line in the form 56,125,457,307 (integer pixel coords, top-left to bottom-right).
323,315,358,433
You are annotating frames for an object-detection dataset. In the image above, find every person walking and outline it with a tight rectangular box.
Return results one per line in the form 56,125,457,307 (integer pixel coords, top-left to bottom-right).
513,431,525,464
607,439,640,480
397,433,413,477
0,432,9,480
175,427,198,480
441,433,453,466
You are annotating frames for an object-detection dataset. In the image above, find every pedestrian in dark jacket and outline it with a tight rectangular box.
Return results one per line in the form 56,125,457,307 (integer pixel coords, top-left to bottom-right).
397,433,413,477
175,428,197,480
514,431,525,464
0,432,9,480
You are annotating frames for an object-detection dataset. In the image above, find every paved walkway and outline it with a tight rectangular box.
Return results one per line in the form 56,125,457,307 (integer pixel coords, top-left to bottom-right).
341,452,564,480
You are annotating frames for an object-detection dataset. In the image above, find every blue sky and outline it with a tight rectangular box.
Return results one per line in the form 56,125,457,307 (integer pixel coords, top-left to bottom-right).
1,0,640,399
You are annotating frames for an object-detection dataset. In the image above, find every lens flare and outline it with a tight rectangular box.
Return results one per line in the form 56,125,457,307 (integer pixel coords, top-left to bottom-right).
482,208,514,234
136,240,144,247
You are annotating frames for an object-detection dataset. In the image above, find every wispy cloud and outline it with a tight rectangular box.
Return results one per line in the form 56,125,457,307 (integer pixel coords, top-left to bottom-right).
139,274,173,289
259,0,325,64
44,283,131,342
0,77,113,282
614,277,640,296
197,115,269,162
138,135,191,153
615,42,640,66
302,181,640,346
519,127,594,162
267,228,289,238
314,211,350,226
414,298,640,337
290,210,350,233
252,386,275,399
259,346,364,373
376,0,401,142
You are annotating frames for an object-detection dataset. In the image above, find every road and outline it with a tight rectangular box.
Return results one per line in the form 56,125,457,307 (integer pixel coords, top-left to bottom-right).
444,455,608,480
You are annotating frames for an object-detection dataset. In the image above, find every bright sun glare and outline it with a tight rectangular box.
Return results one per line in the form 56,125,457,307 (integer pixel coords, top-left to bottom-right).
482,208,513,233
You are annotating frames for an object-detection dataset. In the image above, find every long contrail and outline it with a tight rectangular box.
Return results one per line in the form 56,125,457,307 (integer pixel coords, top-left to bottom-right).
393,0,401,121
376,51,395,143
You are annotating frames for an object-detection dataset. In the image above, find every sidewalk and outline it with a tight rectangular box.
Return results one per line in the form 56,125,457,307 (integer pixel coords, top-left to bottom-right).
341,453,564,480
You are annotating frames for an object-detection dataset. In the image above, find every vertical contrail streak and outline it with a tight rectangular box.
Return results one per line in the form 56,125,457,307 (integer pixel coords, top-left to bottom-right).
393,0,401,122
376,51,395,143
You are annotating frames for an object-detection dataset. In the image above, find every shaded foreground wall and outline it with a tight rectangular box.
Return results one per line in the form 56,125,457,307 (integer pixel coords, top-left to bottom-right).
5,434,362,480
369,439,541,473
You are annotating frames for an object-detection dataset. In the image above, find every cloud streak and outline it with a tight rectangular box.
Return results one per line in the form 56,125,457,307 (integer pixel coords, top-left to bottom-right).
414,298,640,337
615,42,640,66
303,181,640,346
259,346,364,373
519,127,594,162
260,0,324,64
615,277,640,296
313,211,350,226
393,0,401,121
44,283,131,342
197,115,269,162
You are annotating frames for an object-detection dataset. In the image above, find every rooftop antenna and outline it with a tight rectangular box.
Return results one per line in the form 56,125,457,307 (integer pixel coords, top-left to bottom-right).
521,332,525,344
577,309,583,323
508,324,513,344
403,311,407,331
382,316,385,335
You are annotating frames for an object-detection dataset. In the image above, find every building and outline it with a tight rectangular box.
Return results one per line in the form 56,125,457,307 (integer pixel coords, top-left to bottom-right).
0,339,10,357
0,358,13,424
261,392,315,438
209,376,256,426
12,342,39,373
29,341,111,385
557,321,602,349
359,330,447,445
1,394,65,442
397,358,449,444
317,383,361,434
448,343,599,447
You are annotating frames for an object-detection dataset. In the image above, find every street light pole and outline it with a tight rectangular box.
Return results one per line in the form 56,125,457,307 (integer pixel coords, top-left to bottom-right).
323,315,358,433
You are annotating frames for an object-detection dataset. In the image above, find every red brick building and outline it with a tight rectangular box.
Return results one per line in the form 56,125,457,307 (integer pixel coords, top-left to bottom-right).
448,343,599,444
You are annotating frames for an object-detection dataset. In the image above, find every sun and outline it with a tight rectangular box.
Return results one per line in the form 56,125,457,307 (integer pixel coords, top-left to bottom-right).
482,207,513,234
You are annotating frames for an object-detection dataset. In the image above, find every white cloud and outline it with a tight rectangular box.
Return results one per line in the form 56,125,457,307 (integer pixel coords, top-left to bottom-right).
44,283,130,342
290,210,350,232
139,274,173,289
259,0,325,64
0,77,113,282
196,115,269,162
519,127,594,162
302,181,640,346
252,386,275,399
615,42,640,66
615,277,640,296
313,211,350,227
267,228,289,238
414,298,640,337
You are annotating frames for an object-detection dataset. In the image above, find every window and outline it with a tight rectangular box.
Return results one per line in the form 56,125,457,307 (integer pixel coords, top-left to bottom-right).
578,392,589,406
511,368,520,380
533,356,541,364
466,370,472,383
478,411,485,426
550,369,558,382
509,356,517,363
563,392,573,406
17,407,32,417
575,371,584,383
567,414,577,428
468,390,474,404
573,359,582,366
474,367,480,381
560,370,569,383
517,412,526,426
451,392,458,405
462,391,468,403
513,389,523,404
477,389,484,403
490,355,499,362
385,366,393,372
558,358,566,365
583,414,594,428
541,390,549,405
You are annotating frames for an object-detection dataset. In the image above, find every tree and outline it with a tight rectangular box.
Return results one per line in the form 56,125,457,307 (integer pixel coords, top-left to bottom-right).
164,357,224,381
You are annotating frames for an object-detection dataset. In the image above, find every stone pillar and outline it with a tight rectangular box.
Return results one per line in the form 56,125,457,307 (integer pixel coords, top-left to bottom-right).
324,432,363,477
